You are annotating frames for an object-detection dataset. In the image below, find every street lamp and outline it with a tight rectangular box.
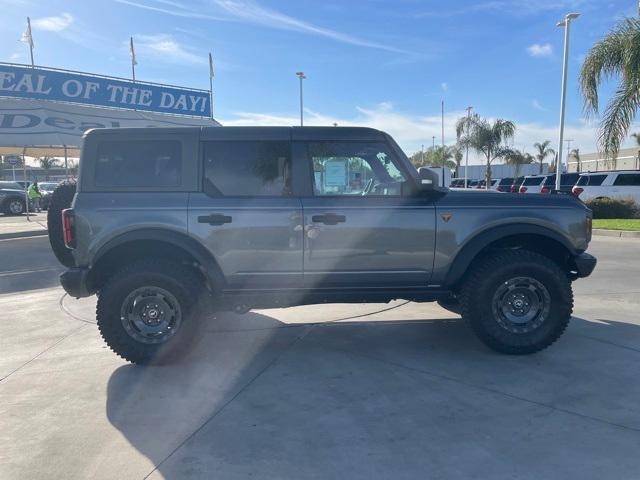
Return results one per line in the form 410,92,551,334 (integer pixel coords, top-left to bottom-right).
464,106,473,188
555,12,580,191
296,71,306,127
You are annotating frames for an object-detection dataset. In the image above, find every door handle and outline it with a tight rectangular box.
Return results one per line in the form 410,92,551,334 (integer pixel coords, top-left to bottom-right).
311,213,346,225
198,213,232,226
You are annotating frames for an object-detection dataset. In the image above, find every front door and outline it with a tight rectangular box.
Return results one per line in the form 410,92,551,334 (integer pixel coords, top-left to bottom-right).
299,140,436,288
188,136,303,290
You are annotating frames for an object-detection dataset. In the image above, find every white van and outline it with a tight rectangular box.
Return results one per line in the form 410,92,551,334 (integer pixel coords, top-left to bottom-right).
572,171,640,203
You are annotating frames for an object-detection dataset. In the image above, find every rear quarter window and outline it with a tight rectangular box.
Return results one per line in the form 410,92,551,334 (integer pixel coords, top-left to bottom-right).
523,177,544,186
94,140,182,188
613,173,640,186
576,174,607,186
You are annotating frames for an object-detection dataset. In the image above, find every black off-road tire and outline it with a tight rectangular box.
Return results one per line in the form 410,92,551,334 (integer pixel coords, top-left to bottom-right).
437,297,462,315
459,249,573,355
96,259,205,364
47,180,77,267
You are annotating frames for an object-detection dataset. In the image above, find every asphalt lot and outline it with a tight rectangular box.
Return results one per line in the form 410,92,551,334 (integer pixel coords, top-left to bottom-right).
1,236,640,479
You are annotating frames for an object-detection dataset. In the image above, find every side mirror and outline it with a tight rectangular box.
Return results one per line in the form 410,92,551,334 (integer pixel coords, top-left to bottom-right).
417,167,435,191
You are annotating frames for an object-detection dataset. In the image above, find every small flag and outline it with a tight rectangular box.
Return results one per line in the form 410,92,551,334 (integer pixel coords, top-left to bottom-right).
130,37,137,66
20,17,34,49
209,52,215,79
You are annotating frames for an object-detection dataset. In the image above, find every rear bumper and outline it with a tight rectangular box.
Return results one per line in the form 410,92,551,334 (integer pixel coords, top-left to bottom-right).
60,267,93,298
572,252,597,278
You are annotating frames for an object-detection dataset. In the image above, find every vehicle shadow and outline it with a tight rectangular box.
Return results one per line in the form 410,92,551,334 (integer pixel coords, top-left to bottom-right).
105,311,640,479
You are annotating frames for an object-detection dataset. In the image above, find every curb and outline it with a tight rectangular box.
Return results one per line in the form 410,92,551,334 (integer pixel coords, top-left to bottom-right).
593,229,640,238
0,230,48,240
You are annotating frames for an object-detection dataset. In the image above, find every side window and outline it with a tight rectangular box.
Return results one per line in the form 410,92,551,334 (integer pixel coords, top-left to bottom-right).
613,174,640,186
308,142,408,196
95,140,182,187
577,174,607,186
204,141,291,196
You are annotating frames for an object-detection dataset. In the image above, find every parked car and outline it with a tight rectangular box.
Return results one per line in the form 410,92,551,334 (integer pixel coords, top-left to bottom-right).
519,175,546,193
511,176,525,193
15,181,31,189
0,183,26,215
541,173,581,194
495,177,514,192
0,181,24,190
38,182,60,210
449,178,465,188
467,179,480,188
52,126,596,364
572,170,640,202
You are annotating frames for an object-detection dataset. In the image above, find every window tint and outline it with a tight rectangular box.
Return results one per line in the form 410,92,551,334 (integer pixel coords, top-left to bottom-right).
523,176,544,186
613,173,640,186
204,141,291,196
562,173,580,185
498,178,513,185
576,174,607,186
95,140,182,187
544,175,556,186
309,142,407,196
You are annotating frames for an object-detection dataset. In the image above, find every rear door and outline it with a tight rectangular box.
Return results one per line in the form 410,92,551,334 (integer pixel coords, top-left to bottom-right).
188,129,303,290
295,133,436,288
612,173,640,202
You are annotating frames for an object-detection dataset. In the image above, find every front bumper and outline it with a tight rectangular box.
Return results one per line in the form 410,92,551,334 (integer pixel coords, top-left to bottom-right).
572,252,597,278
60,267,93,298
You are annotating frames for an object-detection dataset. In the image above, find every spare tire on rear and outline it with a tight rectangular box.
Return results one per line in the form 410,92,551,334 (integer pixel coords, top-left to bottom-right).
47,180,77,267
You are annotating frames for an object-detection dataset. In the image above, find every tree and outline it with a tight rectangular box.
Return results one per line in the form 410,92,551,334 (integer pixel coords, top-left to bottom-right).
569,148,581,172
504,149,534,179
451,145,463,177
580,17,640,158
38,156,61,180
456,114,515,188
409,145,456,170
533,140,555,174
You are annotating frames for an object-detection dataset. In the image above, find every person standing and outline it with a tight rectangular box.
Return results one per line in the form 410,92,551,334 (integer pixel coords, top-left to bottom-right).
28,181,42,213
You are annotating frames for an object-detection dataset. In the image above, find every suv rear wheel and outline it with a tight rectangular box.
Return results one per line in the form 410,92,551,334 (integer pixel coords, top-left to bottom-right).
97,259,205,364
459,249,573,354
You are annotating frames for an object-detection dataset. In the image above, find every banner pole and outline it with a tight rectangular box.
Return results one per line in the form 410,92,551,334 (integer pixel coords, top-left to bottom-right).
23,148,30,222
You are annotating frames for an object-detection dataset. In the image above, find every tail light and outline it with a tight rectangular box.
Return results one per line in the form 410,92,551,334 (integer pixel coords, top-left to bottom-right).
496,186,503,192
572,186,584,197
62,208,76,249
519,186,527,193
541,186,551,194
510,186,517,193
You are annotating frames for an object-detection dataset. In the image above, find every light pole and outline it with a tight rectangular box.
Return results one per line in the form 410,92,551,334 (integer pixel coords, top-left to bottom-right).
296,71,306,126
432,136,436,149
555,12,580,191
464,106,473,187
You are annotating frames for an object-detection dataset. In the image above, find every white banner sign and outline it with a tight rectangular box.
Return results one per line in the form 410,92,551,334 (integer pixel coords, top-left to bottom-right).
0,98,220,149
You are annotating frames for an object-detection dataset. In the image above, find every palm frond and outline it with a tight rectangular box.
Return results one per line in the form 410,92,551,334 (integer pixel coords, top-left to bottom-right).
599,79,640,157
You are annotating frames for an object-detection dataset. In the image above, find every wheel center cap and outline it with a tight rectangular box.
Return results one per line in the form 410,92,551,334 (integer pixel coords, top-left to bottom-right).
513,298,525,309
147,308,159,319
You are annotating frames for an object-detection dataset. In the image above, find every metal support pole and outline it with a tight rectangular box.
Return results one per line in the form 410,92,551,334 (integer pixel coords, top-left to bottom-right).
464,106,472,188
64,145,69,179
296,72,306,127
555,14,579,190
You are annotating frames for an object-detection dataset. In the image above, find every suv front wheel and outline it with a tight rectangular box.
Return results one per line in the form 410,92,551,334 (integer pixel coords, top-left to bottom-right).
97,259,205,364
459,250,573,354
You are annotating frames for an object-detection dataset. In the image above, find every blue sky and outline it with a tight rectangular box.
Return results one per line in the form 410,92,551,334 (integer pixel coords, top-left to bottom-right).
1,0,637,160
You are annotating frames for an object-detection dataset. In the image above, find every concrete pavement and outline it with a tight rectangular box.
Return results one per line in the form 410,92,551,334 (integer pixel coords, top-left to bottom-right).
0,214,48,240
1,236,640,479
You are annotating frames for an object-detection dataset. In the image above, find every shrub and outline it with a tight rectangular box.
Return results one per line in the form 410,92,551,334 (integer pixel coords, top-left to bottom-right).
584,197,639,219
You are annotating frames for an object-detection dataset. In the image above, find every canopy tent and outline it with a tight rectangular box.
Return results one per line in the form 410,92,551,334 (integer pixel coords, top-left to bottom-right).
0,97,221,158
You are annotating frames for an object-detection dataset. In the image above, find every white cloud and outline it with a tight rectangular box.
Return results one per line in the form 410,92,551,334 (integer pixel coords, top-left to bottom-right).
221,103,605,159
133,34,205,65
9,52,21,60
31,13,73,32
441,82,448,92
116,0,409,54
527,43,553,57
531,99,548,111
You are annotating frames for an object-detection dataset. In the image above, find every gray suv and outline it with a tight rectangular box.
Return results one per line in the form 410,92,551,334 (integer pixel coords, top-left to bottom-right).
53,127,596,364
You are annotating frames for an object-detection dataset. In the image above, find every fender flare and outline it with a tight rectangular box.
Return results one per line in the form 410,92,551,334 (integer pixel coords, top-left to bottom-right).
443,223,577,287
92,228,226,289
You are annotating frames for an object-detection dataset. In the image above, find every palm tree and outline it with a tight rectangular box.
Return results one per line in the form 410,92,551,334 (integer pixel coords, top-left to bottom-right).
533,140,555,174
456,114,515,188
451,145,463,177
569,148,581,172
38,156,60,180
580,17,640,157
409,145,456,170
504,149,535,179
